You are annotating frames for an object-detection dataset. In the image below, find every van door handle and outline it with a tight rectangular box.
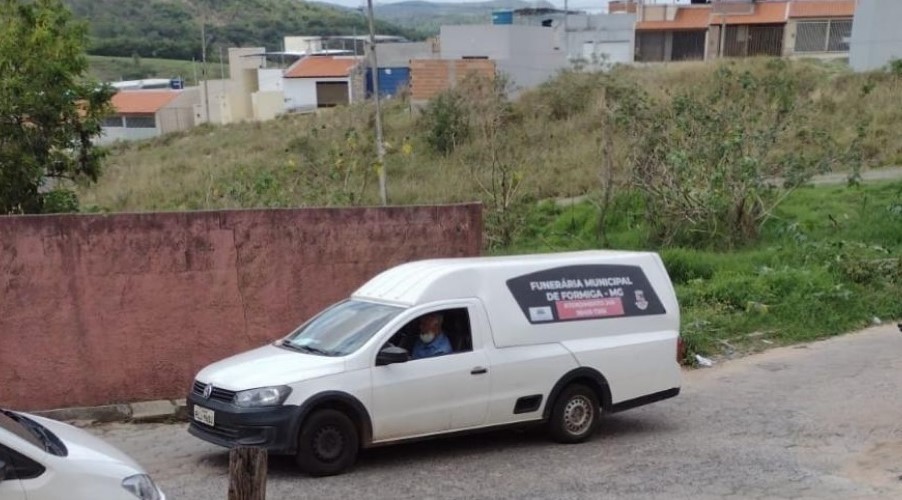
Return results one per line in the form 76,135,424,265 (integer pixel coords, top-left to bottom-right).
471,367,488,375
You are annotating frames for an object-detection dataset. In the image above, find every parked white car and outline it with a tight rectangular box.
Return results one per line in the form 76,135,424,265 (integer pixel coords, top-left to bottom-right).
188,250,682,476
0,408,165,500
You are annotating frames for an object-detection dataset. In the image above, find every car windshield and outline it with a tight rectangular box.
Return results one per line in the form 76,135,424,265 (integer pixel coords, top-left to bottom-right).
0,409,67,456
280,300,403,357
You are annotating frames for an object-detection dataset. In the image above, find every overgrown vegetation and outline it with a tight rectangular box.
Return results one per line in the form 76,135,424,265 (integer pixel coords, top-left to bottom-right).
508,182,902,361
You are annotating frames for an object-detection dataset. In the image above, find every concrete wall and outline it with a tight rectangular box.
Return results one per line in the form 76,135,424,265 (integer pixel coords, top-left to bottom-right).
372,41,438,68
157,88,198,134
850,0,902,71
252,91,286,121
0,205,483,411
440,25,567,91
98,122,159,145
195,79,233,125
558,13,637,66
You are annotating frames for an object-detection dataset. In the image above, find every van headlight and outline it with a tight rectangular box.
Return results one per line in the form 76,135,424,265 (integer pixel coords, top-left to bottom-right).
122,474,162,500
234,386,292,408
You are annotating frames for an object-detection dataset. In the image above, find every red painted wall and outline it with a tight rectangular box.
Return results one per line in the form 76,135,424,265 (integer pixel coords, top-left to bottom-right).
0,205,482,410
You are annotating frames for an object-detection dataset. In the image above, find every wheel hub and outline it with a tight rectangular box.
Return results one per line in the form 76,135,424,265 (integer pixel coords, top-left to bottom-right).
312,425,344,462
563,395,594,435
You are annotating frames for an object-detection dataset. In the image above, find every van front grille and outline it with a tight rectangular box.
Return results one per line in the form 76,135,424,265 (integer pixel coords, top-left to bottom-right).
192,380,237,403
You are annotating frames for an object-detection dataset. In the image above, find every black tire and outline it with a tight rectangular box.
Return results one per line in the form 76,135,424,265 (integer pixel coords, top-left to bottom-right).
548,384,601,444
295,409,359,477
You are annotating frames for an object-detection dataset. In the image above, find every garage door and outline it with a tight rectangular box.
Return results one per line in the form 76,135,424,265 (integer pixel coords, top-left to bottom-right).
316,82,349,108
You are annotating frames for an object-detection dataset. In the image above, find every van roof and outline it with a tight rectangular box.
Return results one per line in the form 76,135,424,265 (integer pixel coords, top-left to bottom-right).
352,250,657,306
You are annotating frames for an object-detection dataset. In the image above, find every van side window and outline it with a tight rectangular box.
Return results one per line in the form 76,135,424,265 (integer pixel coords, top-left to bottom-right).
0,444,45,480
382,308,473,360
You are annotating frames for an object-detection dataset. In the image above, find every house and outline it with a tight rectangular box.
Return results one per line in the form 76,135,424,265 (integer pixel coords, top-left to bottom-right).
283,56,362,111
633,0,859,63
100,89,197,144
635,4,710,62
850,0,902,71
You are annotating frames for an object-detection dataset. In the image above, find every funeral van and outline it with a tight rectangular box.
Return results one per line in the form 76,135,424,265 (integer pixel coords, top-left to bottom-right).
187,250,682,476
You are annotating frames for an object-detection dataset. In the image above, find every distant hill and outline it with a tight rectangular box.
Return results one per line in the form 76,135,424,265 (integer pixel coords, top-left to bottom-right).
346,0,556,36
63,0,419,61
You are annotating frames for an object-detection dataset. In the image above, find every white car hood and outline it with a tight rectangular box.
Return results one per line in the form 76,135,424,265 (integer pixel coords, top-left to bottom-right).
196,343,346,390
26,414,143,471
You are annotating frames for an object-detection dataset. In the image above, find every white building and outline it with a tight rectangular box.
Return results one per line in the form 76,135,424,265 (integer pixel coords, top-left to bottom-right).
283,56,362,111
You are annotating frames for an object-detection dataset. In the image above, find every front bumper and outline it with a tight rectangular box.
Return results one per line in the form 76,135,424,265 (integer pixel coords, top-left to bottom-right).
186,392,301,454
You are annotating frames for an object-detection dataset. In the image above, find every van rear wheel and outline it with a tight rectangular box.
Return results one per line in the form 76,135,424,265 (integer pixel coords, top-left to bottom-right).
548,384,600,444
295,409,359,476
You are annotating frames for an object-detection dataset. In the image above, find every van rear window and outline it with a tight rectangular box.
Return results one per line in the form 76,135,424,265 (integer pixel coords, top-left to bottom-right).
506,265,666,324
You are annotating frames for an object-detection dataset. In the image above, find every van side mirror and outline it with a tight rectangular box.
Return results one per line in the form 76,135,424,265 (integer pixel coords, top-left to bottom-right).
376,346,409,366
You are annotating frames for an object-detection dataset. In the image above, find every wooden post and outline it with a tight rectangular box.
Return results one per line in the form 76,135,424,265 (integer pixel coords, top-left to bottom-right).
228,447,267,500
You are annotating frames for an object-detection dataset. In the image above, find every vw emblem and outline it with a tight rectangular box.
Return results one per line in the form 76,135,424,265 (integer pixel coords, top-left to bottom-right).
202,383,213,399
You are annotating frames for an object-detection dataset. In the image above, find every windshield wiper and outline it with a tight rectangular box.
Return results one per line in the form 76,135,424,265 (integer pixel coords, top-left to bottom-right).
280,342,332,356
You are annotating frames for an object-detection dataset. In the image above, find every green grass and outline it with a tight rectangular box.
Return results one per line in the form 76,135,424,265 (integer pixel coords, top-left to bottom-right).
88,56,210,85
502,182,902,361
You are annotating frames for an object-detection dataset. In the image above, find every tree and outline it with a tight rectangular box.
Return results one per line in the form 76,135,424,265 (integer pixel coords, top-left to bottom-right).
0,0,112,214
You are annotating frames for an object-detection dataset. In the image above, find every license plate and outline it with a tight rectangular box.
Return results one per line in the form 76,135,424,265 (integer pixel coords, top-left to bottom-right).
194,405,215,426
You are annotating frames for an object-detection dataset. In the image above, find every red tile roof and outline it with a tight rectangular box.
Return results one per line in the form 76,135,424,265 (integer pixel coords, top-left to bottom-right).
637,7,711,31
789,0,856,18
111,90,180,115
284,56,359,78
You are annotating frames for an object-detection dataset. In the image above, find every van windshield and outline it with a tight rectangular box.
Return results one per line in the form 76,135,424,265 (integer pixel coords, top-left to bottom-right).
280,300,403,357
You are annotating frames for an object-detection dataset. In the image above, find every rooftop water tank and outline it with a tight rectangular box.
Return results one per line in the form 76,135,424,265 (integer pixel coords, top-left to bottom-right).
492,10,513,25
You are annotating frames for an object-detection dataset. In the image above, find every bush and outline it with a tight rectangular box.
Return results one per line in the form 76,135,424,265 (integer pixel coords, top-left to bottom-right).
420,90,469,155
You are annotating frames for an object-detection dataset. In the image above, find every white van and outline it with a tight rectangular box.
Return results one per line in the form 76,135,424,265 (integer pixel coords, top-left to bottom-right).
187,251,682,476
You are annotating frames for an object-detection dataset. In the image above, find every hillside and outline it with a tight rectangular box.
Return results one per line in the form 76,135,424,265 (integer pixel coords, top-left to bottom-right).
370,0,556,35
63,0,418,61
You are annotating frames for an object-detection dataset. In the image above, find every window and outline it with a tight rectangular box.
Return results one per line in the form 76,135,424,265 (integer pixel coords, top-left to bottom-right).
281,300,403,357
102,116,123,127
0,445,46,480
795,19,853,53
124,115,156,128
380,308,473,360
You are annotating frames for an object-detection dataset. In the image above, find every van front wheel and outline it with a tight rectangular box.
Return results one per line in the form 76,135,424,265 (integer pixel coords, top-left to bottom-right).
295,409,359,476
548,384,600,444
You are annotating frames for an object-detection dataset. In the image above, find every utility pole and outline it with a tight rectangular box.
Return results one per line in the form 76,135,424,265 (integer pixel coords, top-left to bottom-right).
201,21,211,124
366,0,387,206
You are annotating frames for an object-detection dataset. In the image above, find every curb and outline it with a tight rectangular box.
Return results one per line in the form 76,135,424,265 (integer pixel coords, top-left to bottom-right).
32,399,188,424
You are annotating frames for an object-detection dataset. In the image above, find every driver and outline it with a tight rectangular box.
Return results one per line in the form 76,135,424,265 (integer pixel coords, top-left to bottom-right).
411,313,452,359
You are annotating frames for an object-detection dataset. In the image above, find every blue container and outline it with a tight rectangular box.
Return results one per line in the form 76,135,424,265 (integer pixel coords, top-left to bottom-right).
366,67,411,98
492,10,513,25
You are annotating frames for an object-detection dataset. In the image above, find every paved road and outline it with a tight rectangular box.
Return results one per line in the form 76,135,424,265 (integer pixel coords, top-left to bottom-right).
91,324,902,500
